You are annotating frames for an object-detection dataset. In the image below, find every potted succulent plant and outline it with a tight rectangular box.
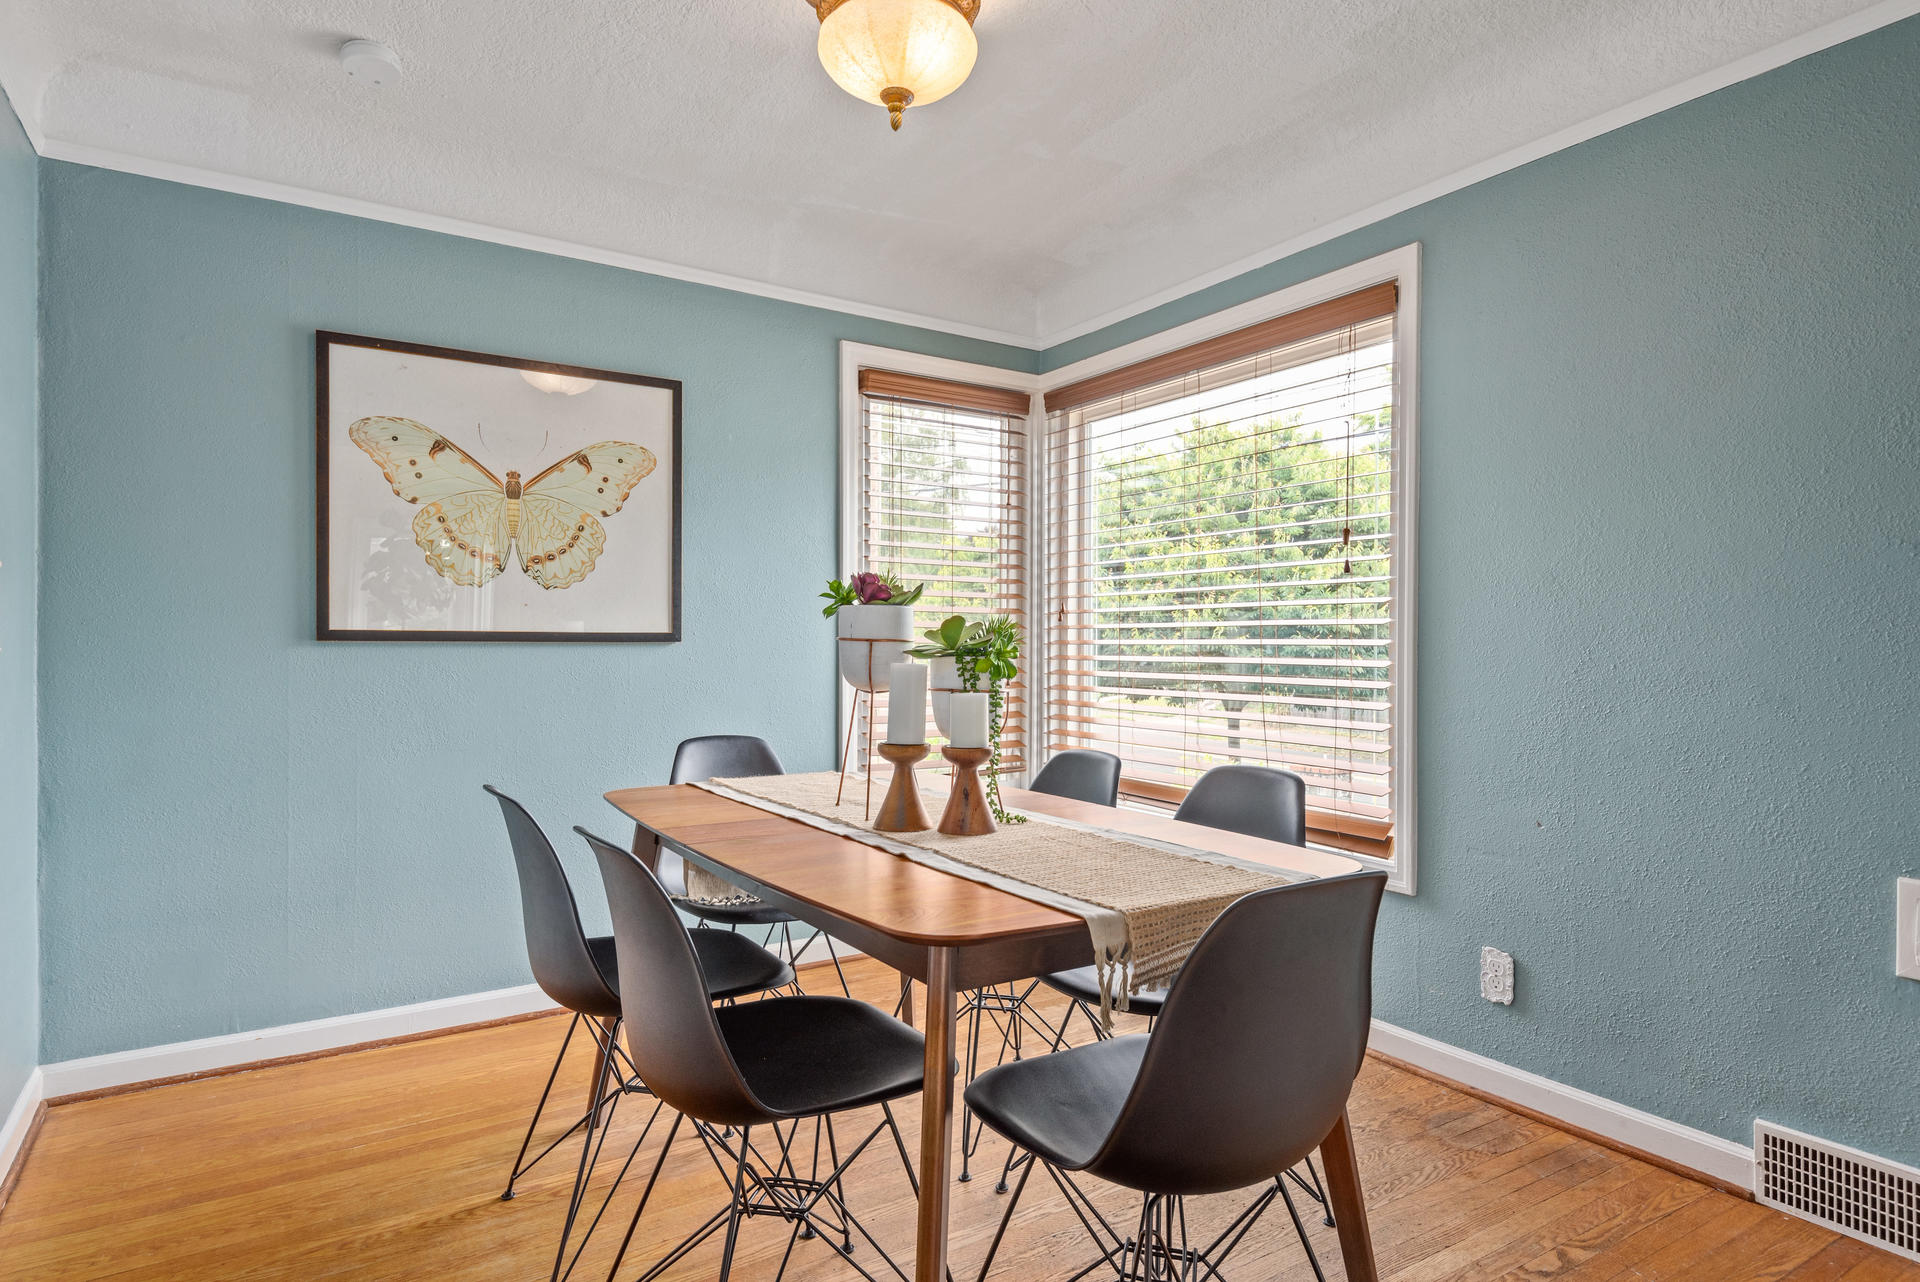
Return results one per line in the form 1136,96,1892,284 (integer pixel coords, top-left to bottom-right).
821,571,925,691
910,613,1026,824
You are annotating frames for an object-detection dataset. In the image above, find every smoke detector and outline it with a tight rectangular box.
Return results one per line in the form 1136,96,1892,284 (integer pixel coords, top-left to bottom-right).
339,39,402,88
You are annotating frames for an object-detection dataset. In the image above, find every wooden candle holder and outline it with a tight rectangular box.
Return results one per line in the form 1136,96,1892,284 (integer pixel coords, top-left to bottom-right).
938,746,996,837
873,742,932,833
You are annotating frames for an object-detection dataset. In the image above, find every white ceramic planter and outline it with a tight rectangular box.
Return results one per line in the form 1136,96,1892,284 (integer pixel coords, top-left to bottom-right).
928,656,965,737
836,603,915,691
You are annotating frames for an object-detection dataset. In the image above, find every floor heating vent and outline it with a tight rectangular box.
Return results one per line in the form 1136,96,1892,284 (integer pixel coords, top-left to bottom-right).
1754,1121,1920,1262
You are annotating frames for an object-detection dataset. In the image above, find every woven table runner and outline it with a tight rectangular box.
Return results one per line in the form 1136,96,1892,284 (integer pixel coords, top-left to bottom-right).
687,771,1297,1023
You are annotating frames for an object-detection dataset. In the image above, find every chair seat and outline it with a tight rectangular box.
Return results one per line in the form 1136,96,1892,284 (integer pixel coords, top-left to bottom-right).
587,930,792,1005
716,996,926,1118
1041,966,1170,1018
965,1035,1148,1172
676,897,797,927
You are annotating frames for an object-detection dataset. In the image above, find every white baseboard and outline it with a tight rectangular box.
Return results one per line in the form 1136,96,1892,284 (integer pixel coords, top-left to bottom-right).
1369,1019,1754,1193
38,984,557,1100
23,977,1750,1197
33,935,859,1102
1,1067,45,1191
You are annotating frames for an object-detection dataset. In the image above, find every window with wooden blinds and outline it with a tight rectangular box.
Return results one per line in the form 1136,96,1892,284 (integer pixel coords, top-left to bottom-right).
1044,286,1403,858
857,372,1030,773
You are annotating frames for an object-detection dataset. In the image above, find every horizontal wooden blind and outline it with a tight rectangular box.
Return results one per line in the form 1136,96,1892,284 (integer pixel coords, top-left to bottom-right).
1045,282,1397,414
1045,301,1399,857
860,379,1029,773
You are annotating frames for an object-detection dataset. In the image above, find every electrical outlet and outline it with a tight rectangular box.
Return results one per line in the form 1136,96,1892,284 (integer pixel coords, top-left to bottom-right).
1898,878,1920,981
1480,946,1515,1005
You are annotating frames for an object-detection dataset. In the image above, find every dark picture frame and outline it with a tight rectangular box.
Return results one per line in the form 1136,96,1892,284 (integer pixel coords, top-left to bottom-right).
316,331,683,642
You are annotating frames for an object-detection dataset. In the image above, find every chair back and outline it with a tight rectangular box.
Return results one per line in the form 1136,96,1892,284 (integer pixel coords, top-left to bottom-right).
1087,870,1387,1196
578,827,768,1127
670,734,785,783
655,735,786,895
485,786,620,1018
1173,764,1307,846
1029,750,1122,807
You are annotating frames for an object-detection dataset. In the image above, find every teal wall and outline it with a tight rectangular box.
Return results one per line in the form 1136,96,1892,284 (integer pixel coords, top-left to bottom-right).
24,10,1920,1173
1044,17,1920,1164
0,92,38,1111
34,163,1034,1062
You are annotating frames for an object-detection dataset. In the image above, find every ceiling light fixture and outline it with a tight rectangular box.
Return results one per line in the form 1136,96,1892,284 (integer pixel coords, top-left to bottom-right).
811,0,980,132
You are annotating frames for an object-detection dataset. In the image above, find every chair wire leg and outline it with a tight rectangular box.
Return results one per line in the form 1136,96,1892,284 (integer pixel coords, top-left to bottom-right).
973,1145,1033,1282
818,930,854,997
602,1111,684,1282
502,1011,582,1199
553,1097,665,1282
549,1028,618,1282
1273,1177,1328,1282
1287,1152,1335,1226
880,1102,920,1198
959,992,985,1182
713,1124,752,1282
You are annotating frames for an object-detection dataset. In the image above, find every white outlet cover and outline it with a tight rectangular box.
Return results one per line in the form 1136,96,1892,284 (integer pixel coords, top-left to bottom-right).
1898,878,1920,982
1480,946,1515,1005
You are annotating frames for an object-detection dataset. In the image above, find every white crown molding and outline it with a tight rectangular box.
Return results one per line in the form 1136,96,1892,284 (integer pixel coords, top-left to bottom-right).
1032,0,1920,348
1,1067,45,1198
24,135,1041,351
1369,1019,1755,1192
9,3,1919,350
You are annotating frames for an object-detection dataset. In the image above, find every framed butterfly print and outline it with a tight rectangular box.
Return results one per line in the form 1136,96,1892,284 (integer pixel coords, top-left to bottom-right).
316,332,681,642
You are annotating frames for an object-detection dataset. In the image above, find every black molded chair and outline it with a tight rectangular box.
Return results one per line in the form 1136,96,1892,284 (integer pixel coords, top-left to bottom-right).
1003,763,1334,1220
956,750,1124,1182
663,735,854,995
969,870,1388,1282
487,787,791,1281
1028,749,1123,807
581,828,928,1282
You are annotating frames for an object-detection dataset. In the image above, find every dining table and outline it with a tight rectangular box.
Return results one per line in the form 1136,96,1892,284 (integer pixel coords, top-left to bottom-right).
605,779,1377,1282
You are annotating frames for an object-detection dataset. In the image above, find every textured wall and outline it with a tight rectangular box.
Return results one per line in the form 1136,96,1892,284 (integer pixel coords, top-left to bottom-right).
35,166,1033,1062
0,92,39,1113
29,9,1920,1173
1046,17,1920,1164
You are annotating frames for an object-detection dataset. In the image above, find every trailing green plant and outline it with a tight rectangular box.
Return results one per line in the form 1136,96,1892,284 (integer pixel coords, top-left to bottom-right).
819,571,925,617
910,614,1027,824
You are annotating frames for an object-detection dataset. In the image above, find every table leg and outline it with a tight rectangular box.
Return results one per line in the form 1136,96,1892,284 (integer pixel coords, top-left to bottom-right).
913,947,957,1282
1319,1107,1377,1282
589,1015,611,1107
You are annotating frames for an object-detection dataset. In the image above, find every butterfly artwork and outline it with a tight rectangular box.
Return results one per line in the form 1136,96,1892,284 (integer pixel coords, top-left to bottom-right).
348,416,656,590
318,331,681,642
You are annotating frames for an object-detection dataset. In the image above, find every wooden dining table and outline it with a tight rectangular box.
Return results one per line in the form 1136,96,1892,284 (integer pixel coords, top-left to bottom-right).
605,781,1377,1282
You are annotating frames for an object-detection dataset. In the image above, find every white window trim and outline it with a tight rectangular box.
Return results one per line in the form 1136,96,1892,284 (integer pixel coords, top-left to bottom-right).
838,240,1420,893
835,343,1043,781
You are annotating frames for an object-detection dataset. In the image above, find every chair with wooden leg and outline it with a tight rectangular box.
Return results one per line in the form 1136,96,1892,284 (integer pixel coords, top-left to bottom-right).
662,735,855,996
581,828,928,1282
968,870,1388,1282
486,787,791,1281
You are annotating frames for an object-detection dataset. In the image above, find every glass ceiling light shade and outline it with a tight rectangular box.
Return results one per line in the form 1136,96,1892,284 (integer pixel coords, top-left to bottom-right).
813,0,980,131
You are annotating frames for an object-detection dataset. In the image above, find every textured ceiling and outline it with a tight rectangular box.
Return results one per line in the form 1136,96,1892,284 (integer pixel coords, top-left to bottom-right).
0,0,1901,343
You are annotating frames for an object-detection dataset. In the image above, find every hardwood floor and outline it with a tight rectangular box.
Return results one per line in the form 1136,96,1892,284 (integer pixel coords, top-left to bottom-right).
1,958,1912,1281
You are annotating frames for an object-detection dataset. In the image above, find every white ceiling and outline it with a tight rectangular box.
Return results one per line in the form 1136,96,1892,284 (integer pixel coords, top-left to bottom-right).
0,0,1907,346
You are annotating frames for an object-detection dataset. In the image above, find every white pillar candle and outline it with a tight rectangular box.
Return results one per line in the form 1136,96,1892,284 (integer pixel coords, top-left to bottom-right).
886,661,928,745
949,692,990,749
